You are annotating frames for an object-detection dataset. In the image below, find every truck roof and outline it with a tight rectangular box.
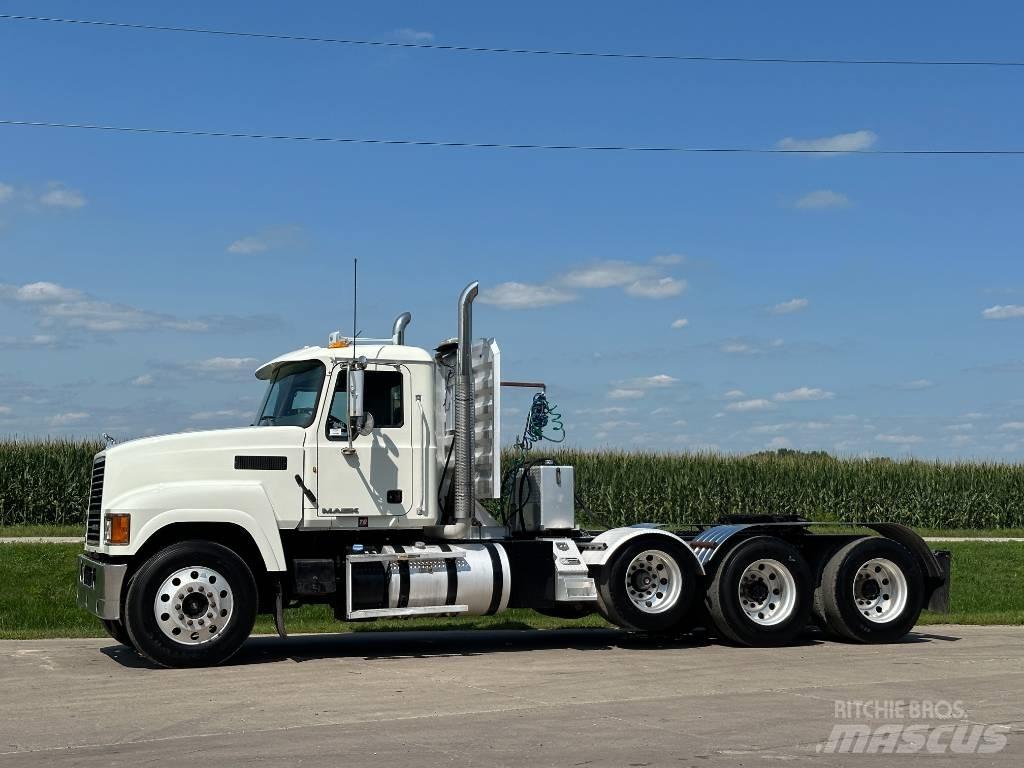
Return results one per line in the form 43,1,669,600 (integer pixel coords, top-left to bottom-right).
255,343,435,379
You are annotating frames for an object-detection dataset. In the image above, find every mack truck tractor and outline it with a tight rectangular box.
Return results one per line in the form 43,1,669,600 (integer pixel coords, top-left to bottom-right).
77,282,950,667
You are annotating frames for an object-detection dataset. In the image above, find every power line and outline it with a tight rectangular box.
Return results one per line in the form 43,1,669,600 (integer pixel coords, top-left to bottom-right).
2,119,1023,156
2,12,1023,69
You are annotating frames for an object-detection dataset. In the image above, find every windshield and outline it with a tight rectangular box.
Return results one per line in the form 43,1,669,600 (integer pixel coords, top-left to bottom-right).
255,360,326,428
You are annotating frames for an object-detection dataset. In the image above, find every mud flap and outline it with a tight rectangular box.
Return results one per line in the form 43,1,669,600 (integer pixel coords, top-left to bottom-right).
273,578,288,638
927,549,952,613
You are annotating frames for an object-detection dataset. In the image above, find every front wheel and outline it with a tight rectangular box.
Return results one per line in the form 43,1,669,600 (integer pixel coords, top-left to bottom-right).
706,536,812,646
100,618,134,648
596,536,699,632
124,540,257,668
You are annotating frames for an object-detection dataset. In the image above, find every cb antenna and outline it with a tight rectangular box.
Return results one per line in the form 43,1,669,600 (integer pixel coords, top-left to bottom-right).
352,257,357,365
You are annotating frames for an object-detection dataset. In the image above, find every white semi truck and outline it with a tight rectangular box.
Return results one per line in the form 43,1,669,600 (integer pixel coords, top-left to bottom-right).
77,282,950,667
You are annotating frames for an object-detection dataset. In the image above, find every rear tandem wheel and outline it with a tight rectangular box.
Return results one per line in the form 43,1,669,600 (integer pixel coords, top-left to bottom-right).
706,536,813,646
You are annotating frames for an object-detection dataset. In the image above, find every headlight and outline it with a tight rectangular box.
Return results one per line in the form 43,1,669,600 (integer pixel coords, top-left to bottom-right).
103,513,131,545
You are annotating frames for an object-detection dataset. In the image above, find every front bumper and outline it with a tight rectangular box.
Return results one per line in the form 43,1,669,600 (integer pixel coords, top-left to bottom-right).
76,554,127,621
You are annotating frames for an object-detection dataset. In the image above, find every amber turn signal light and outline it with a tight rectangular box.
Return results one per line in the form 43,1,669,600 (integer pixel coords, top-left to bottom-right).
104,513,131,545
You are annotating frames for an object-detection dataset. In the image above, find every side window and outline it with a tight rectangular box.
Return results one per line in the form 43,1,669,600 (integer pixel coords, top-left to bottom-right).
325,370,404,439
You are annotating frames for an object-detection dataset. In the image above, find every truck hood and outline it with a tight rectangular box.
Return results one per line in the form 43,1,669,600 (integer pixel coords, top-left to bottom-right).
101,426,307,510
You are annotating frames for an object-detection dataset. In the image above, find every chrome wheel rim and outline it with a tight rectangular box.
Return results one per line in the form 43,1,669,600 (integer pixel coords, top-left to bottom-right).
154,566,233,645
625,549,683,614
854,557,908,623
738,558,797,626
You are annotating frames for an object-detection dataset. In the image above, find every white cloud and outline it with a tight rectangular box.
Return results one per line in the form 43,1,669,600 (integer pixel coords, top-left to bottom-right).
723,389,745,399
608,388,644,400
671,318,689,329
774,387,835,402
561,260,655,289
776,130,878,154
0,280,273,335
49,411,89,426
226,226,301,255
195,357,259,373
0,405,11,415
998,422,1024,431
750,423,791,434
189,409,250,422
875,433,924,444
750,421,830,434
625,277,686,299
652,253,686,266
672,419,688,427
131,374,155,387
721,338,786,355
982,305,1024,320
395,28,434,42
227,236,270,255
5,281,84,303
795,190,850,209
478,282,576,310
632,374,678,388
721,342,754,355
726,398,776,412
0,333,61,349
766,436,792,450
943,423,974,432
769,298,810,315
899,379,934,391
38,183,86,209
0,183,13,204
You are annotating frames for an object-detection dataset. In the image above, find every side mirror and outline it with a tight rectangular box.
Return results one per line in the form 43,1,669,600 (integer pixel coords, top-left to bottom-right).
347,366,375,436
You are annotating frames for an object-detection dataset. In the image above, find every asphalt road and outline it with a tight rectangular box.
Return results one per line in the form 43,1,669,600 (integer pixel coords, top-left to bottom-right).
1,626,1021,766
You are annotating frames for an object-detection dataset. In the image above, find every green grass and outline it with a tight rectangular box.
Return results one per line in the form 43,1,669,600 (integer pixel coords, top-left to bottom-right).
0,524,84,537
1,541,1019,640
914,528,1024,538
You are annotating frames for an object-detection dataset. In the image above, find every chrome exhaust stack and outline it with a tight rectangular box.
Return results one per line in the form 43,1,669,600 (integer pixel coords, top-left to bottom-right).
453,281,479,524
391,311,412,345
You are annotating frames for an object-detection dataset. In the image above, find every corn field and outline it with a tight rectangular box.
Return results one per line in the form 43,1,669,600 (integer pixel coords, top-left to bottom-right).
0,439,104,528
2,440,1023,530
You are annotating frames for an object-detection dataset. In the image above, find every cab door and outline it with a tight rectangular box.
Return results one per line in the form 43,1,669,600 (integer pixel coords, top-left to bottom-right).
311,365,417,528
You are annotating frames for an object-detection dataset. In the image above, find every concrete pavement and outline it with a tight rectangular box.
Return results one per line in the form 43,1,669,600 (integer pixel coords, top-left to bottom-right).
0,625,1021,766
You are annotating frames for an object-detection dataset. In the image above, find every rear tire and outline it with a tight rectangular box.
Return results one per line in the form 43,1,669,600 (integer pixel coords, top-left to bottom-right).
816,537,923,643
100,618,134,648
124,540,257,668
596,536,698,632
706,536,812,646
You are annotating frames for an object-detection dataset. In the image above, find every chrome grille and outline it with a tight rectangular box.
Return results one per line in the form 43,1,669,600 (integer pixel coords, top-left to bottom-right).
85,456,105,545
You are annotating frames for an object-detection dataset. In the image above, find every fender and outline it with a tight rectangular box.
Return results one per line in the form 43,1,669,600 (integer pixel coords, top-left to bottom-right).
579,526,705,575
103,481,288,572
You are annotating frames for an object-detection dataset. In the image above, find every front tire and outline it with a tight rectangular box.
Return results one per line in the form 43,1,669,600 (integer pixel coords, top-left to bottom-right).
706,536,812,646
100,618,134,648
816,537,923,643
596,536,699,632
124,540,257,668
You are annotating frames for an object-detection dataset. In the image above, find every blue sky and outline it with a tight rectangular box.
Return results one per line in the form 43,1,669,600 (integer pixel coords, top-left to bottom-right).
1,1,1023,459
